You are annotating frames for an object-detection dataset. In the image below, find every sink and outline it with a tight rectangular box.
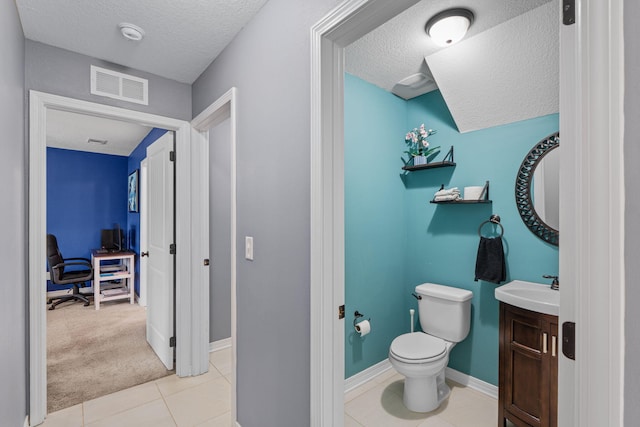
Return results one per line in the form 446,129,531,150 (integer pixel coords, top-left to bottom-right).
495,280,559,316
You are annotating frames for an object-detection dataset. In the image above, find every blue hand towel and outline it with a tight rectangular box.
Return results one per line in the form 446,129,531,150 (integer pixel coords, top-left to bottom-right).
474,236,506,284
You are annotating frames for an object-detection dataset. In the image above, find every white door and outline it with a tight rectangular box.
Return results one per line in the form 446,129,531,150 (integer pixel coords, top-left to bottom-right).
139,158,148,307
146,132,175,370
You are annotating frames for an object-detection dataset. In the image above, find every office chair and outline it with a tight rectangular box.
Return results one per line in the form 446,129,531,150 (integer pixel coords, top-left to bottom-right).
46,234,93,310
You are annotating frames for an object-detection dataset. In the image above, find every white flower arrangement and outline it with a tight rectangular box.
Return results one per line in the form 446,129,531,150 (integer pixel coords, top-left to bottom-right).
404,124,440,165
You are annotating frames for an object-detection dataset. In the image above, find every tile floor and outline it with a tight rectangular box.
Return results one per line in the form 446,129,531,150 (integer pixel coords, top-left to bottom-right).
345,369,502,427
43,350,503,427
41,347,233,427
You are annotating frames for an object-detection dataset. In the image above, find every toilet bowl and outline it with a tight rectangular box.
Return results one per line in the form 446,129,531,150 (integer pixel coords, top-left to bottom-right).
389,332,453,412
389,283,472,413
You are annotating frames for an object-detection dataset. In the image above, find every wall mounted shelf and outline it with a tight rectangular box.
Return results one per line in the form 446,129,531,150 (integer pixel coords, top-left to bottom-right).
402,146,455,171
430,180,492,204
430,199,492,204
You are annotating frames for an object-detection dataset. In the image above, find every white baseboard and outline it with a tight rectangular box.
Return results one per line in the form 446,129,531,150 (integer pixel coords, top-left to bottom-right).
344,359,393,393
209,337,232,352
343,360,498,400
445,367,498,399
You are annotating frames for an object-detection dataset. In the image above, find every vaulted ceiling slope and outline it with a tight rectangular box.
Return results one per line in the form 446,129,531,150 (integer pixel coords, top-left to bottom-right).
427,2,558,133
346,0,558,133
15,0,269,84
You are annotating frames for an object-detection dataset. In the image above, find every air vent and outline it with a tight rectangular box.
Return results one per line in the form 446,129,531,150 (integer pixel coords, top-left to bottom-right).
90,65,148,105
87,138,108,145
391,73,437,100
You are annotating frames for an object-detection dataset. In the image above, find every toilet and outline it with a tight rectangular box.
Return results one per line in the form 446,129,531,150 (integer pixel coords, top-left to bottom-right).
388,283,472,413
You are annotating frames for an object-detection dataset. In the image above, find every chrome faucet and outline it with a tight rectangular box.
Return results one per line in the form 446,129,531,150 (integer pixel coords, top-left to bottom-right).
543,275,559,291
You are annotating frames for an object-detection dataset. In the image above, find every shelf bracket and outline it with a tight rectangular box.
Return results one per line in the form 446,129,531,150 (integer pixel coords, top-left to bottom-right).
480,180,490,201
442,146,454,163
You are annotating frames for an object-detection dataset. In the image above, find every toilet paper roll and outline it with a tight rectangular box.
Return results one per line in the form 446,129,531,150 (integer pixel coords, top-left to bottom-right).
355,320,371,337
464,186,485,200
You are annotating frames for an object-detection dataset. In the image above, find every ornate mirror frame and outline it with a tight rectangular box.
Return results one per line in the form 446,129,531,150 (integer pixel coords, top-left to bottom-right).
515,132,559,246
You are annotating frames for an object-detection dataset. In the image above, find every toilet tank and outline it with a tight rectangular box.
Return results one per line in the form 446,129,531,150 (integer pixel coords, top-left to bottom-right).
415,283,473,343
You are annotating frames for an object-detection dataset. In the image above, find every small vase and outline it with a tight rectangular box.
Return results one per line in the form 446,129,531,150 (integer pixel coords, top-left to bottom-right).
413,155,427,166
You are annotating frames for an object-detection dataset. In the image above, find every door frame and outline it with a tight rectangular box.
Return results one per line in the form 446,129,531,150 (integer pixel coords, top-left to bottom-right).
139,157,149,307
309,1,624,426
190,87,238,424
28,90,206,425
556,1,625,425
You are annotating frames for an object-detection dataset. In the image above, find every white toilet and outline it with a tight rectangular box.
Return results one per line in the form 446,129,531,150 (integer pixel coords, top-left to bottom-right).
388,283,473,413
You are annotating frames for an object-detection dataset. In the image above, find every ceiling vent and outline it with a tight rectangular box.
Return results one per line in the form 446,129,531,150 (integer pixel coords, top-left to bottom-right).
391,73,437,100
90,65,148,105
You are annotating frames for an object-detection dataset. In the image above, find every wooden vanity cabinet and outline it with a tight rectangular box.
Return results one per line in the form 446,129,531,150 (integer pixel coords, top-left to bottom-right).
498,302,558,427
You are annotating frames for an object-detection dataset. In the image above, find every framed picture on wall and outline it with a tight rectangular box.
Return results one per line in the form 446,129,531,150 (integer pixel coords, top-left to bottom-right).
128,170,139,212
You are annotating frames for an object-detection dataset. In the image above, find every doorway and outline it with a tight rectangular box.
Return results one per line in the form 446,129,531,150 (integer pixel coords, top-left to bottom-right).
45,122,175,412
28,91,207,426
310,0,625,426
190,87,239,423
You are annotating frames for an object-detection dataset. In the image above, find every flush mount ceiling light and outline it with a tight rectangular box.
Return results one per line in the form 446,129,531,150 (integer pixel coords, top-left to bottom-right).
118,23,145,42
87,138,108,145
425,8,474,47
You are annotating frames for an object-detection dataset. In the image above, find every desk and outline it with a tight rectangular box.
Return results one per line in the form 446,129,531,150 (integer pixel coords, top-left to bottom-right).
91,250,135,310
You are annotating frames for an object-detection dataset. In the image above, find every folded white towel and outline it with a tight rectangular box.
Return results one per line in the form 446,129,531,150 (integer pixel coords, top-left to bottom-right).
434,187,460,197
434,194,461,202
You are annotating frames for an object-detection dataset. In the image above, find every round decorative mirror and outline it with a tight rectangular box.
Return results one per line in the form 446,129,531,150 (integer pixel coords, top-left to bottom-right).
515,132,559,246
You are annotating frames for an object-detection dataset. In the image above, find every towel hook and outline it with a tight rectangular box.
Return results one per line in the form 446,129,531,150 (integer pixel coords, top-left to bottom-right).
478,214,504,237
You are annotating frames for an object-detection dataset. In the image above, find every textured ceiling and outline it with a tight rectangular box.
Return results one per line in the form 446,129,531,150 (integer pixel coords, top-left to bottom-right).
426,2,558,133
345,0,553,100
15,0,269,84
47,110,152,156
22,0,557,144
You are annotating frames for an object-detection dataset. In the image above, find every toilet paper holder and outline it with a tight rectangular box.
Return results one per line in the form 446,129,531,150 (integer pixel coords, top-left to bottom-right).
353,311,371,328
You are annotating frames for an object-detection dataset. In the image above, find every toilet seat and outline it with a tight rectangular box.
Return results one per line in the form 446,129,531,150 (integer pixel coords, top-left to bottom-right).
389,332,447,364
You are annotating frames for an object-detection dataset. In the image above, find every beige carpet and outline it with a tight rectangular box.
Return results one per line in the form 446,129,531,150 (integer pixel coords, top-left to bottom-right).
47,299,172,413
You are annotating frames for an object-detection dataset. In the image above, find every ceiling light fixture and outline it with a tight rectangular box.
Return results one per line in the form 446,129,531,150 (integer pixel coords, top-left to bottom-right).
425,8,474,47
118,23,145,42
87,138,108,145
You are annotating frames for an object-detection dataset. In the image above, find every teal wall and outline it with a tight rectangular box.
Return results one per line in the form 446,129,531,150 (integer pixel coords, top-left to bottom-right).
345,73,559,385
344,74,409,378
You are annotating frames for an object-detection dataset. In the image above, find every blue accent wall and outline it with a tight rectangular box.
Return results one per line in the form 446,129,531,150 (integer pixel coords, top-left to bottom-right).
47,147,127,290
345,73,559,385
46,128,168,294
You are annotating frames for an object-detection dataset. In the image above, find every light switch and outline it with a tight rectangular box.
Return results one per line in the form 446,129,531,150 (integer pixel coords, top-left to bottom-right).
245,236,254,261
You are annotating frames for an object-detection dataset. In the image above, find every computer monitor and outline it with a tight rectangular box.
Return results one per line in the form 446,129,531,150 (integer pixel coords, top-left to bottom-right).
101,227,124,251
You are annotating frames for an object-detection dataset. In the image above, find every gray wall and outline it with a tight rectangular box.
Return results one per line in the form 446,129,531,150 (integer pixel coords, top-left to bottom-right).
624,0,640,424
209,120,232,342
0,1,27,426
192,0,340,424
26,40,192,121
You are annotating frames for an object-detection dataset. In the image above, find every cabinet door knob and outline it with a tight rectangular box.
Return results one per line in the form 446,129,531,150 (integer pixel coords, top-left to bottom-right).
552,335,557,357
141,251,149,257
542,332,548,354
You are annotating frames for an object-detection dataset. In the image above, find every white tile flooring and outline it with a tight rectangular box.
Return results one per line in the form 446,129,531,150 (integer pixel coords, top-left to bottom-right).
43,349,502,427
41,347,233,427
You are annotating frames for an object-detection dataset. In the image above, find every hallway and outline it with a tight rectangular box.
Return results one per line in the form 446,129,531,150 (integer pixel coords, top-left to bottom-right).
41,347,232,427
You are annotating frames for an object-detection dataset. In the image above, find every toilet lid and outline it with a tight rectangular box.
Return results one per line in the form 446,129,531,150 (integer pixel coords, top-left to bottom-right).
390,333,447,363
